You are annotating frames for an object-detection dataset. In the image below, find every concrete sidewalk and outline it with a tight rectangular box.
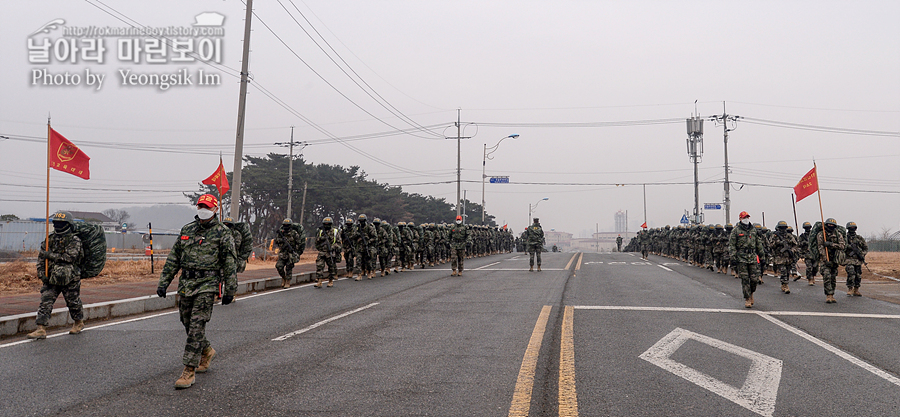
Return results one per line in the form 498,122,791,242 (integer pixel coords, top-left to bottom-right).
0,263,348,338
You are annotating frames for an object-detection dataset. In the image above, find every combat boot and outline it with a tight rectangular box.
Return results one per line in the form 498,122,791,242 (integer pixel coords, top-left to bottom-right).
282,278,290,289
69,320,84,334
314,279,323,288
537,265,542,272
175,366,195,389
846,288,854,297
327,280,334,288
808,278,815,286
26,325,47,340
368,272,374,279
749,294,754,306
826,295,836,304
744,298,752,308
783,284,790,294
529,266,534,272
355,275,362,281
854,287,862,296
451,270,457,276
196,347,216,373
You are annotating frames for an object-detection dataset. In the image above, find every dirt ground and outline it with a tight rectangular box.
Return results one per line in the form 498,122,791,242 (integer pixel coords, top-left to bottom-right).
0,252,317,296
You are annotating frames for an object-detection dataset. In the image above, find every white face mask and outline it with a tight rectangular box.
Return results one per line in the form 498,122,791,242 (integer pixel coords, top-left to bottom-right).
740,218,750,225
197,208,215,220
456,220,462,225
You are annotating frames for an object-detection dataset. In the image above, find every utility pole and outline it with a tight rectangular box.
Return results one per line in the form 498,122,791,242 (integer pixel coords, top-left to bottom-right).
642,184,647,228
275,127,305,219
710,101,740,225
446,109,471,219
299,181,308,225
686,113,704,225
229,0,253,220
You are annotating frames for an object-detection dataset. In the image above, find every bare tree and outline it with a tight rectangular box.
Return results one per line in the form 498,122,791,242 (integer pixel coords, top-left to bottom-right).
880,227,893,240
102,209,131,225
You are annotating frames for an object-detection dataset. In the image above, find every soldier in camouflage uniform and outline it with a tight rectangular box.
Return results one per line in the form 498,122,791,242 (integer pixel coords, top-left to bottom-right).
526,218,545,271
397,222,412,270
340,218,357,279
449,215,470,276
354,214,377,280
798,222,817,286
423,224,436,267
729,212,765,308
27,211,85,339
391,223,402,273
817,218,846,304
313,217,342,288
274,218,304,289
723,223,735,277
844,222,867,297
712,224,726,273
373,218,391,276
156,194,237,389
771,221,798,294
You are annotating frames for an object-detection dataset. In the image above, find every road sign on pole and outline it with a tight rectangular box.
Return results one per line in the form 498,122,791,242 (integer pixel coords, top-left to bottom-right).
680,215,689,224
489,176,509,184
704,203,722,210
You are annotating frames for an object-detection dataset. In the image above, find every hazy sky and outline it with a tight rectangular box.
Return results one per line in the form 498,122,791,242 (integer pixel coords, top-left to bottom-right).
2,1,898,237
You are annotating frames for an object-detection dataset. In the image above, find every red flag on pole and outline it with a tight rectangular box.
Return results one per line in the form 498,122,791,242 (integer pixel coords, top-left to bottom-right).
202,158,230,195
793,166,818,203
48,128,90,180
640,222,647,229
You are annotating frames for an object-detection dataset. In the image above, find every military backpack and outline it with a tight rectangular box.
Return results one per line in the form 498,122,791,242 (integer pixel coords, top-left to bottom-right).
74,222,107,278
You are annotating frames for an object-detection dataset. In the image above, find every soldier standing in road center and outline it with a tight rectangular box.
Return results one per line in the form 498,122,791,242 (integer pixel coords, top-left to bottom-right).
526,218,544,272
156,194,237,389
729,211,765,308
449,215,470,276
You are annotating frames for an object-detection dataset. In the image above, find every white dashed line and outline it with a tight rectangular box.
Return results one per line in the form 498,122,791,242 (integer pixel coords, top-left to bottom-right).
273,302,379,341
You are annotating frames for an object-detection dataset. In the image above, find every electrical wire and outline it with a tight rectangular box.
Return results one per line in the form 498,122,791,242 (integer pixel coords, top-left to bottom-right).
742,117,900,137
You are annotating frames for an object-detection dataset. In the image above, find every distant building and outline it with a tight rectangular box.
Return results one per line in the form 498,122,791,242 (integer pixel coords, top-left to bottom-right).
615,210,627,233
67,211,119,232
593,231,637,252
544,230,573,251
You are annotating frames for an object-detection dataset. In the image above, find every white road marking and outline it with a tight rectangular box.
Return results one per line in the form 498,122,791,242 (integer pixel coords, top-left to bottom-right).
756,313,900,388
657,265,673,272
473,268,566,271
272,302,379,341
474,262,501,270
631,262,651,265
608,262,627,265
582,262,604,265
640,327,782,417
573,305,900,319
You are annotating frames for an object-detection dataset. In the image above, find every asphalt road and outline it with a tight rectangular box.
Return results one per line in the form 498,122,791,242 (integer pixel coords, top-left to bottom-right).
1,252,899,416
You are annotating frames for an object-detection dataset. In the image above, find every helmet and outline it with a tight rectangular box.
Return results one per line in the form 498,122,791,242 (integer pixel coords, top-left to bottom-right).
373,218,381,225
282,218,293,225
398,221,406,226
753,223,761,229
739,211,750,219
51,211,75,225
776,221,788,228
533,218,539,223
197,194,218,209
323,217,333,225
408,222,415,227
725,223,734,229
846,221,857,230
803,222,812,229
786,226,794,233
708,224,715,230
825,218,838,227
223,217,235,225
358,214,367,221
715,224,723,230
345,218,353,224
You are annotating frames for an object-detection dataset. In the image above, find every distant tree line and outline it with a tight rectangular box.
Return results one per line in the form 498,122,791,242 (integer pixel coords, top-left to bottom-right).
188,153,496,244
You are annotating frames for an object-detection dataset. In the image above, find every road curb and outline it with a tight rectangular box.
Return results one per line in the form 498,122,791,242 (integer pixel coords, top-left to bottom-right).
0,268,345,338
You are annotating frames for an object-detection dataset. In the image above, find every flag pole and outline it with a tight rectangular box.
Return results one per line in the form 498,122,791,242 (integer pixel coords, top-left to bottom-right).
218,153,223,219
791,193,799,236
814,161,829,263
45,117,51,274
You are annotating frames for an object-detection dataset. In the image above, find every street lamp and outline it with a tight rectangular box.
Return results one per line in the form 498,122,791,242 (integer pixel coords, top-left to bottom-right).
482,134,519,225
528,197,549,226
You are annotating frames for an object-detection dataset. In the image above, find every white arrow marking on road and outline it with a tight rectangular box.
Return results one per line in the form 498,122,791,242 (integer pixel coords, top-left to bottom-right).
640,327,782,417
657,265,673,271
474,261,501,270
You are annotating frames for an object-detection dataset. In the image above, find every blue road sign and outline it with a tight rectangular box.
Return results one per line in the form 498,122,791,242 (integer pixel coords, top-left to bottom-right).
680,215,689,224
489,177,509,184
704,203,722,210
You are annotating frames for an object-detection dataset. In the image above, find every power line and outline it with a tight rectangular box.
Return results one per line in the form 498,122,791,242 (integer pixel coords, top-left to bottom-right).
742,117,900,137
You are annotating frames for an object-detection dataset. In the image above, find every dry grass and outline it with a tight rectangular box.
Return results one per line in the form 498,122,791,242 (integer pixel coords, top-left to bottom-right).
0,252,315,296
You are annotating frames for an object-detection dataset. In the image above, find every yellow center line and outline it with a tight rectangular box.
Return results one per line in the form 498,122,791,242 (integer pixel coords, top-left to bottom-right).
559,305,579,416
564,253,578,270
509,305,552,417
574,253,584,271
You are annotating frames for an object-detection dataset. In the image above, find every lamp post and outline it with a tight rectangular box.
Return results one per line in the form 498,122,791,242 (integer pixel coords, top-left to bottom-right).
482,134,519,225
528,197,549,226
275,127,306,219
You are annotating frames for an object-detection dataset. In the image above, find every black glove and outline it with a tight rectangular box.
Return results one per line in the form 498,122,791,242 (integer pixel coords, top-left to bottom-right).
156,287,167,298
221,295,234,305
824,241,833,248
39,250,57,261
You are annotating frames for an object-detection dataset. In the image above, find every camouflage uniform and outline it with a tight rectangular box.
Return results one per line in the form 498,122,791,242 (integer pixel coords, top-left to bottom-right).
355,217,377,278
729,221,765,306
616,235,623,252
845,226,867,293
158,215,237,369
798,225,817,283
340,220,357,277
274,224,303,282
35,223,84,327
314,221,342,287
374,220,391,275
525,220,544,270
449,222,470,275
816,223,846,300
771,224,798,291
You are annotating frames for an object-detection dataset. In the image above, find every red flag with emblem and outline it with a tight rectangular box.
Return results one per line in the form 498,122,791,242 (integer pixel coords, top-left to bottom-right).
640,222,647,229
48,128,90,180
793,166,818,203
202,158,229,195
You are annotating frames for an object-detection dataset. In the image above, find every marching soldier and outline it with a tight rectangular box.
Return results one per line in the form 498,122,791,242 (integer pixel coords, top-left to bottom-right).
616,234,623,252
340,218,357,279
798,222,818,286
771,221,798,294
313,217,342,288
449,215,470,276
274,218,303,289
354,214,377,280
27,211,85,339
156,194,237,389
729,211,765,308
817,218,846,304
845,222,868,297
526,218,545,271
